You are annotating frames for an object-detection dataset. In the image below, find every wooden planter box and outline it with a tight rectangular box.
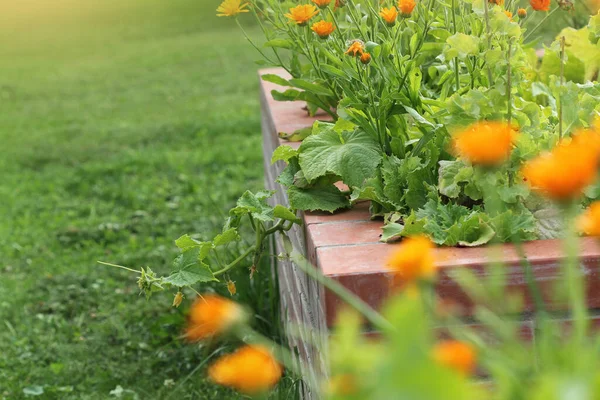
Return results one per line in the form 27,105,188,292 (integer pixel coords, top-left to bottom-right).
260,68,600,398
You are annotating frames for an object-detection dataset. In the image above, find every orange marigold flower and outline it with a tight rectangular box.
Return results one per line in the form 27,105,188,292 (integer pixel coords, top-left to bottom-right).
311,20,335,39
312,0,332,8
488,0,505,5
522,129,600,200
452,121,517,166
517,7,528,17
216,0,250,17
185,294,245,341
380,7,398,26
345,40,365,57
360,52,372,64
504,10,513,18
208,345,282,394
578,202,600,236
285,4,319,26
387,235,436,286
530,0,550,11
398,0,417,16
433,340,477,375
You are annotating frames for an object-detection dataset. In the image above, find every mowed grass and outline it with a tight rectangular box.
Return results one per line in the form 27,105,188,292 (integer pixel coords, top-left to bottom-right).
0,1,298,398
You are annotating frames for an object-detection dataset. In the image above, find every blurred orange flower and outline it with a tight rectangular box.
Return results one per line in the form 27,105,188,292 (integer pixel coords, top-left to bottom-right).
578,201,600,236
504,10,513,18
185,294,245,341
208,345,282,394
517,8,528,17
522,129,600,200
285,4,319,25
398,0,417,16
216,0,250,17
312,20,335,39
433,340,477,375
452,121,517,166
380,7,398,26
312,0,332,8
530,0,550,11
387,235,436,286
360,52,372,64
488,0,505,5
345,40,365,56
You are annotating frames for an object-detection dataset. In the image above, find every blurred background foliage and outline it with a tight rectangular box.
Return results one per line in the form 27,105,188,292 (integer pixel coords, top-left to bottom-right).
0,1,297,399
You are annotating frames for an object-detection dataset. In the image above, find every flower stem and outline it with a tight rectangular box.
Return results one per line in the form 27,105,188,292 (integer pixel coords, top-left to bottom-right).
482,0,494,86
451,0,460,92
506,38,512,125
559,35,565,139
213,245,256,276
523,7,560,43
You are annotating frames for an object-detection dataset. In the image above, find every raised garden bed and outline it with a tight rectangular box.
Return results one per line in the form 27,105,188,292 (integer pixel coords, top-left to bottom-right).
260,67,600,392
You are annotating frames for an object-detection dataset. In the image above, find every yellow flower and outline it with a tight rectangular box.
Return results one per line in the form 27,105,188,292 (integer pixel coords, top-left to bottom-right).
578,201,600,236
530,0,551,11
208,345,282,394
488,0,504,5
387,235,436,286
433,340,477,375
398,0,416,17
522,129,600,200
227,279,237,296
517,8,528,17
311,20,336,39
345,40,365,57
185,294,245,341
172,291,184,308
216,0,250,17
360,52,372,64
452,121,517,166
380,7,398,26
504,10,513,19
312,0,332,8
285,4,319,26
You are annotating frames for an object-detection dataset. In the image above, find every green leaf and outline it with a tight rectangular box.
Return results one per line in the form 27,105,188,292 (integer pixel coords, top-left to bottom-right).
288,185,350,213
298,124,382,188
444,33,480,59
213,228,240,247
438,160,474,199
264,39,294,49
289,78,334,97
380,212,426,242
271,145,298,164
321,64,347,79
175,234,201,250
271,89,302,102
164,248,217,287
273,205,302,224
490,208,537,242
174,234,212,259
416,196,495,246
559,26,600,82
261,73,290,86
23,386,44,396
231,190,275,222
279,126,312,141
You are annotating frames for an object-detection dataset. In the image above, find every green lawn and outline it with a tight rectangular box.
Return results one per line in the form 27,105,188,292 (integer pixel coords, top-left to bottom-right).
0,1,296,398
